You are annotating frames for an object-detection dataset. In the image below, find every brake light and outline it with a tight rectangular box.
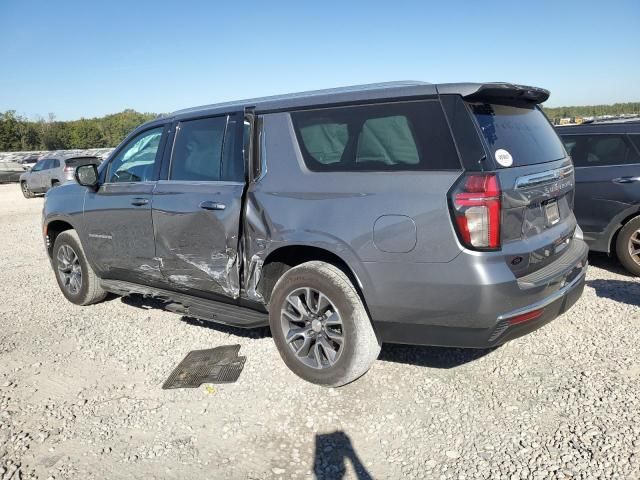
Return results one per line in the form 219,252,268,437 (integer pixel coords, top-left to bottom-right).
450,173,501,250
64,165,74,172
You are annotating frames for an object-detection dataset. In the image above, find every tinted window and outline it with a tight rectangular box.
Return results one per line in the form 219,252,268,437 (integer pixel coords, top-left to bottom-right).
52,159,60,168
31,160,45,172
170,117,227,181
108,127,163,183
469,103,566,167
291,100,460,171
563,134,640,167
440,95,487,171
629,134,640,154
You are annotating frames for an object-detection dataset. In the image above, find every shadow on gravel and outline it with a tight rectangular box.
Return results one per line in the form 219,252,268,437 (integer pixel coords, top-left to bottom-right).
378,344,497,368
588,252,634,277
313,431,372,480
120,295,271,339
586,279,640,307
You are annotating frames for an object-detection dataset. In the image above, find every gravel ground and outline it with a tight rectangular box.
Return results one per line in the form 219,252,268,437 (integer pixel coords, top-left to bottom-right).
0,183,639,480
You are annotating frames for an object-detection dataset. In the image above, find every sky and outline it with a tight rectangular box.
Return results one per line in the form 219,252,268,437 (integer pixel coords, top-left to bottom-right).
1,0,639,120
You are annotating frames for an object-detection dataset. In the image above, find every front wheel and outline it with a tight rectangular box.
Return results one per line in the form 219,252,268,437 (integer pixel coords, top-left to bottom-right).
616,216,640,276
269,261,381,387
52,230,107,305
21,182,34,198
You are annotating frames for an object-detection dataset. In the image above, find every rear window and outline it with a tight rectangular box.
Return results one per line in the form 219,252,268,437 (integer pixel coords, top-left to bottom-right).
291,100,460,171
66,157,100,167
468,103,566,167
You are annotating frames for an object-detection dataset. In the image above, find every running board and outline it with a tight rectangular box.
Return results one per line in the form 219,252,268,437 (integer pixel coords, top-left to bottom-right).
100,279,269,328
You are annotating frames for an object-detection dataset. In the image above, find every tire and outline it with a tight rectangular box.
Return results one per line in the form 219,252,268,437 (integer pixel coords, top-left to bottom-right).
21,182,34,199
615,216,640,276
269,261,381,387
52,230,107,305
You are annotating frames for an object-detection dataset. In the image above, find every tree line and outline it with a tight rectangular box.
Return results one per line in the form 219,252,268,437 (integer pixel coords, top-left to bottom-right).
543,102,640,123
1,102,640,152
0,110,157,152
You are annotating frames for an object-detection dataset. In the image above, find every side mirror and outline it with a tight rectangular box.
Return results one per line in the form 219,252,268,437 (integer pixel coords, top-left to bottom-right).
75,164,99,190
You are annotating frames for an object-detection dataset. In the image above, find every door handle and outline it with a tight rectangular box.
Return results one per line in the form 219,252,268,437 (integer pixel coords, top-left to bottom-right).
199,200,226,211
131,198,149,206
612,177,640,184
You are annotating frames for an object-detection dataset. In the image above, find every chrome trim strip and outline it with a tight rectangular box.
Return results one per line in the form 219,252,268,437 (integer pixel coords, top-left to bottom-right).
497,262,587,321
515,165,574,189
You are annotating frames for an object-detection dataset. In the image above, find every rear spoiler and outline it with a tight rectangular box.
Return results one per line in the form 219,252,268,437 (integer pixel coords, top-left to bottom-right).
437,83,550,104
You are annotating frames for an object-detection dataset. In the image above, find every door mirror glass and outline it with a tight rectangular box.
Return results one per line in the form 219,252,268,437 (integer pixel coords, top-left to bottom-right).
75,164,99,188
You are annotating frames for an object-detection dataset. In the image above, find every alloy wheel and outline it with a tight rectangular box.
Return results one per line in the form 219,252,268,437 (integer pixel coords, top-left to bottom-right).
629,229,640,266
57,244,82,295
280,287,344,369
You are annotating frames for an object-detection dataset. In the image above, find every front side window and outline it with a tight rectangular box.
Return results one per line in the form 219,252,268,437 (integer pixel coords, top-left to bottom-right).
170,117,227,181
291,100,460,171
31,160,46,172
108,127,163,183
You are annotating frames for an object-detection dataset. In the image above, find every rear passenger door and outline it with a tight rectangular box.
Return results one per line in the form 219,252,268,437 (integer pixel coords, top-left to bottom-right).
152,113,246,299
564,133,640,235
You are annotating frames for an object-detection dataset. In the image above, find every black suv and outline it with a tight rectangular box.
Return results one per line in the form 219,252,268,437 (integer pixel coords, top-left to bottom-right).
557,121,640,275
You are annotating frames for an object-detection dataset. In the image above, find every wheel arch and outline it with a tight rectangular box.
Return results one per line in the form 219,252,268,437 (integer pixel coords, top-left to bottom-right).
44,218,76,258
608,206,640,255
258,244,371,312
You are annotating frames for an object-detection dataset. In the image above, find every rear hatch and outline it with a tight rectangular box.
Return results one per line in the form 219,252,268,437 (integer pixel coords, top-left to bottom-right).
446,86,579,279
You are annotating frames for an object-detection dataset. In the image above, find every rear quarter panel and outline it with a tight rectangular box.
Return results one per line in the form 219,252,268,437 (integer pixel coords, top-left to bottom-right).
246,112,463,306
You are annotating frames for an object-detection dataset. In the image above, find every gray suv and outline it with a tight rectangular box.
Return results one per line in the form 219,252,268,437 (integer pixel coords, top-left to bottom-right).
42,82,588,386
20,155,100,198
557,121,640,275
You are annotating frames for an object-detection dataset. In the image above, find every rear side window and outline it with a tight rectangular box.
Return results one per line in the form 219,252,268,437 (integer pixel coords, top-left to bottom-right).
562,134,640,167
629,134,640,154
469,103,566,167
51,159,60,168
170,117,227,181
291,100,460,171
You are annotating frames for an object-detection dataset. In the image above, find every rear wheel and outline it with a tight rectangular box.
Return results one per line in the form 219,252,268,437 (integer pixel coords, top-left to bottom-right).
50,180,60,190
21,182,33,198
269,261,380,387
53,230,107,305
616,216,640,276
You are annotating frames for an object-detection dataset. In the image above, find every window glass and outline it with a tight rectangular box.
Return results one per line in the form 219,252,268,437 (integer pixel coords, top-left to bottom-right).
291,100,460,171
440,95,486,171
299,122,348,165
52,159,60,168
31,160,45,172
562,138,578,157
563,134,639,167
469,103,566,167
170,117,227,181
221,114,244,182
357,116,419,165
629,134,640,154
108,127,163,183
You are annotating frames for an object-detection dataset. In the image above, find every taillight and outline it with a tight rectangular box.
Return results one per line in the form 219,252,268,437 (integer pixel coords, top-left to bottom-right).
449,173,501,250
64,166,74,173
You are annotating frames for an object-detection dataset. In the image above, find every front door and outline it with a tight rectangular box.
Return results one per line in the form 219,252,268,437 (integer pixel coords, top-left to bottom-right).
27,159,46,191
152,113,246,299
82,125,167,283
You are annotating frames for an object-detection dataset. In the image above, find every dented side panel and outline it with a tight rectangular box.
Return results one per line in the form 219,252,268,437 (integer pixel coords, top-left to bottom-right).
151,181,244,298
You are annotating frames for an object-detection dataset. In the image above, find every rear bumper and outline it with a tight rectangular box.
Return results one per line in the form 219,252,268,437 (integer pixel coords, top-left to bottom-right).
368,239,589,348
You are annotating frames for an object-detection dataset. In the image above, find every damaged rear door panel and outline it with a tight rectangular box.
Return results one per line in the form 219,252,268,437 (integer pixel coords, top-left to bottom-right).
151,113,245,299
